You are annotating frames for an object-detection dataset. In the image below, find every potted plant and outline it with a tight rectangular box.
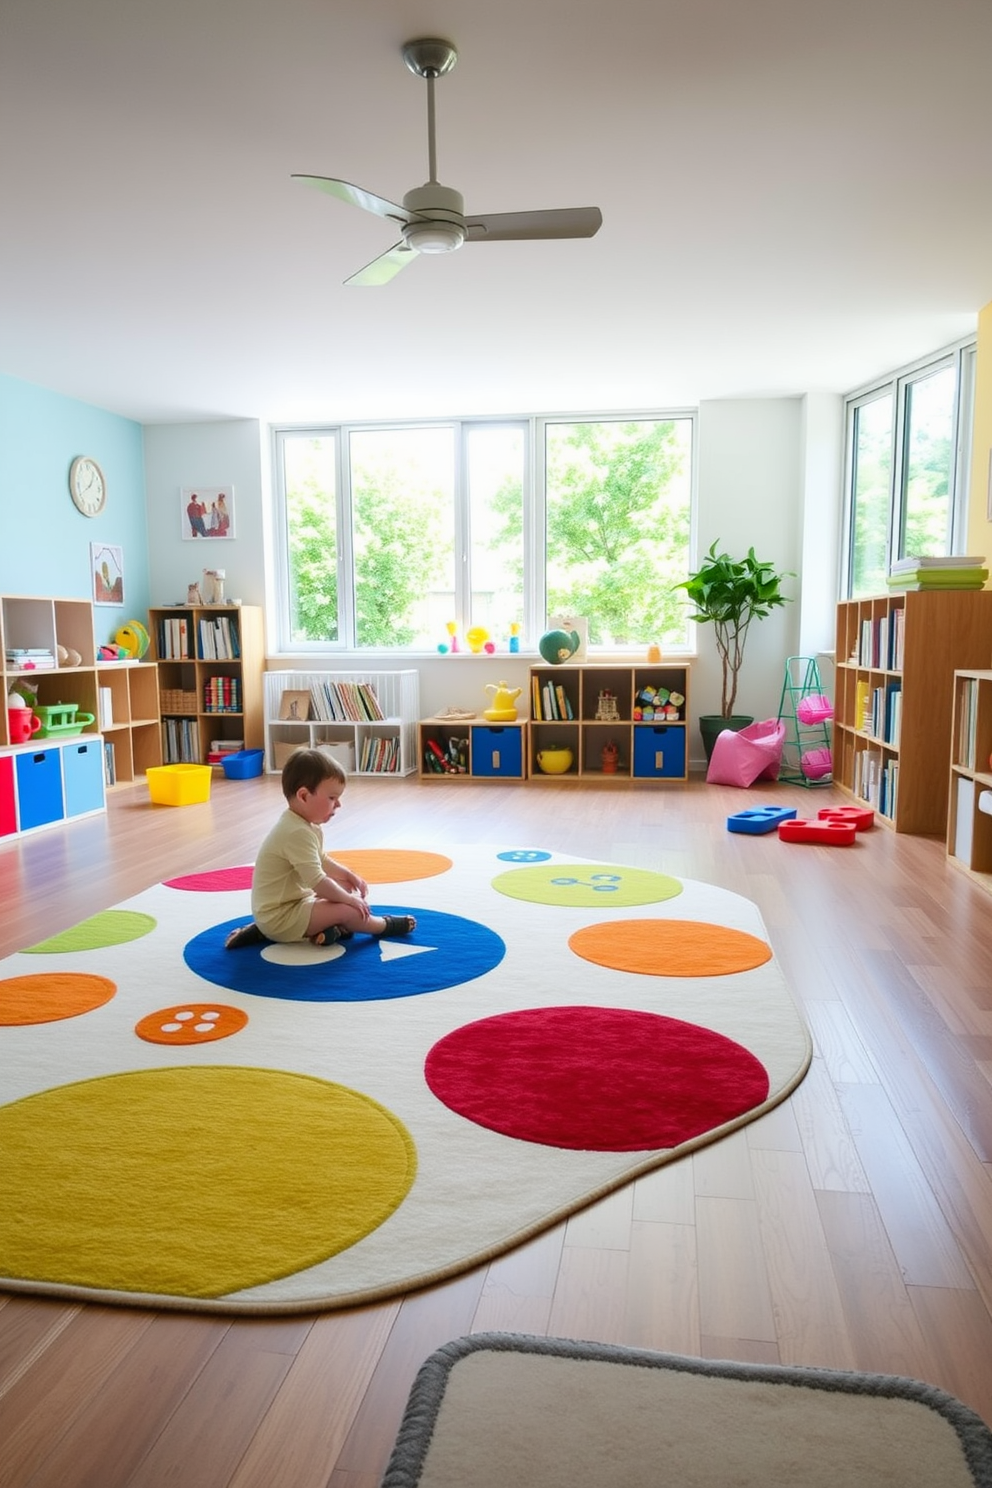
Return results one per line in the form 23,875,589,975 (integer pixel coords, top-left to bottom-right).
675,542,793,760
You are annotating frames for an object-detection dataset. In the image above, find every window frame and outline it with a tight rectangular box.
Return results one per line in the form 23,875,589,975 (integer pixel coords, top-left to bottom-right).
272,409,697,656
841,340,976,598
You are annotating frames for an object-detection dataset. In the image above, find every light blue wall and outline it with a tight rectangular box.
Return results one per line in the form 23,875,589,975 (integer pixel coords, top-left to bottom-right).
0,374,150,644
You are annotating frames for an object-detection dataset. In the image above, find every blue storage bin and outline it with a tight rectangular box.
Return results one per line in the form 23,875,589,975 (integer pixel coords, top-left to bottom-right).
632,725,687,780
221,748,265,779
62,739,105,817
16,747,65,830
472,725,524,778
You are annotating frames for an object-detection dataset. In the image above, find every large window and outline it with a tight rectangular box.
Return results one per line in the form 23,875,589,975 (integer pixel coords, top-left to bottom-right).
274,413,695,653
844,343,975,598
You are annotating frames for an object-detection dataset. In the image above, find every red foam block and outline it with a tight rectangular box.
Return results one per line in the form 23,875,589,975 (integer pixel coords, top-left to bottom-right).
818,805,874,831
777,818,857,845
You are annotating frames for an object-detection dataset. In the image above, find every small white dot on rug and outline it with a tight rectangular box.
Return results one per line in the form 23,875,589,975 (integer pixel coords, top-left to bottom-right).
261,942,347,966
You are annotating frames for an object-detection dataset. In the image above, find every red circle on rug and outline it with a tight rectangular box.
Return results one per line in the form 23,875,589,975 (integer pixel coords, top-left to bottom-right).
424,1006,770,1151
568,919,772,977
0,973,116,1026
164,866,254,892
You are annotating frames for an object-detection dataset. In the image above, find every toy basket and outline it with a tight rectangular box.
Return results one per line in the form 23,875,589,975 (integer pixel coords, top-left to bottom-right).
147,763,212,806
796,693,833,724
220,749,265,780
800,746,833,780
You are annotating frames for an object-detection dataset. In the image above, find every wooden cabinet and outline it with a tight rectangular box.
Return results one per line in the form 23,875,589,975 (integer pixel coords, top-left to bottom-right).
419,718,528,781
96,660,162,784
833,590,992,833
264,670,420,777
528,662,690,783
947,670,992,893
149,605,264,766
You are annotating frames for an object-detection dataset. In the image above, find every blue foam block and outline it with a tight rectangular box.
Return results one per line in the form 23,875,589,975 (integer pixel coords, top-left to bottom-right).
727,806,798,835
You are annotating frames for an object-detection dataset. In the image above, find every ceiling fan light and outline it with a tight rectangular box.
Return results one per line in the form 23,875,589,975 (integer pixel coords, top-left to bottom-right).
403,220,465,254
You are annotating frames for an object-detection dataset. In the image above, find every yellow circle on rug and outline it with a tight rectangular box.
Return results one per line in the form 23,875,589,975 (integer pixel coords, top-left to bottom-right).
493,863,682,909
569,919,773,976
23,910,157,954
0,1067,417,1298
135,1004,248,1045
334,848,452,883
0,972,116,1026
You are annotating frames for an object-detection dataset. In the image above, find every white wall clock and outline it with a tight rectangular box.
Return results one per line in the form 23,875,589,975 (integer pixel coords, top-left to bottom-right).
69,455,107,517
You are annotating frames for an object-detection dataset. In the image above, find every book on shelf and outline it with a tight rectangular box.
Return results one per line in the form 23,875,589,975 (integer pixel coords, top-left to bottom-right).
956,677,978,769
886,570,988,590
953,776,976,863
98,686,114,729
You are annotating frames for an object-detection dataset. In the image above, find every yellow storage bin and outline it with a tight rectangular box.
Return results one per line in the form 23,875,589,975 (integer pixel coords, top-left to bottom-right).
146,763,212,806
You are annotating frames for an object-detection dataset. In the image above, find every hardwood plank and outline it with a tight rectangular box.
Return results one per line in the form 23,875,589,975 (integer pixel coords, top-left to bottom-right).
908,1284,992,1424
563,1185,633,1250
226,1305,399,1488
691,1128,754,1200
631,1156,695,1224
695,1196,777,1344
788,1058,872,1193
471,1226,565,1336
622,1221,699,1355
815,1189,933,1380
749,1147,856,1368
546,1246,630,1345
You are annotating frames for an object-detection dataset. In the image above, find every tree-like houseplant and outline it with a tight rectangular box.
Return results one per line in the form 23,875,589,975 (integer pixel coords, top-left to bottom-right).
676,542,792,760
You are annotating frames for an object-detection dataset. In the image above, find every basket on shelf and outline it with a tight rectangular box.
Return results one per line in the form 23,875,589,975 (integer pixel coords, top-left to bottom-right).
796,693,834,724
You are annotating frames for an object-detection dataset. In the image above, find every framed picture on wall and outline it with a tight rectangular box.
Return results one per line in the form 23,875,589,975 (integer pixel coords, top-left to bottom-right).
181,486,235,540
91,542,124,606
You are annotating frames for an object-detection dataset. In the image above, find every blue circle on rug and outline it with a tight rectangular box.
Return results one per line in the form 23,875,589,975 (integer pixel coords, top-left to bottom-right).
183,905,505,1003
496,849,552,862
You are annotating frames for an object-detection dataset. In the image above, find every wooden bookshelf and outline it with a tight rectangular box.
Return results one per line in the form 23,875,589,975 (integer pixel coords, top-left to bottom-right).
149,604,264,766
833,590,992,833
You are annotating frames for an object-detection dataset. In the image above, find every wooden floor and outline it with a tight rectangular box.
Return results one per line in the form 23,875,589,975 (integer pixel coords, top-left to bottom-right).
3,771,992,1487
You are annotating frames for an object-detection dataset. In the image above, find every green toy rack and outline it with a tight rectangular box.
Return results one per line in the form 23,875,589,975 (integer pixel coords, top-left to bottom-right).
777,656,833,786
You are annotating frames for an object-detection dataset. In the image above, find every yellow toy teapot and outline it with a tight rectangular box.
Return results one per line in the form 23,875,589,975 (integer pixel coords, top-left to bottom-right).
483,680,522,722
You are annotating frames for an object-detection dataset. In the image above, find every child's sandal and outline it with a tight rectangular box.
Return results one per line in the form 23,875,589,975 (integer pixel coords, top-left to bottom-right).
225,922,266,950
377,915,415,938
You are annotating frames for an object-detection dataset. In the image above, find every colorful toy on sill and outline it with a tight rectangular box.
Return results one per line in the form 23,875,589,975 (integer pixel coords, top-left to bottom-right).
98,643,130,661
114,619,150,659
438,621,460,655
483,680,522,722
538,628,580,665
465,625,495,655
508,622,521,654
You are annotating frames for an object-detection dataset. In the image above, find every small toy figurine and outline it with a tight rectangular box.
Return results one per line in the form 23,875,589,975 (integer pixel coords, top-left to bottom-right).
508,622,521,654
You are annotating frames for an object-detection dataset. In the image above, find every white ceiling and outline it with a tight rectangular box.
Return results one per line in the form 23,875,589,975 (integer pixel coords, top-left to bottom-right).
2,0,991,426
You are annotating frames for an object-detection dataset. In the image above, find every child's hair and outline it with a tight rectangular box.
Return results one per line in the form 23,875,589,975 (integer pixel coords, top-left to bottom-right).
281,746,346,799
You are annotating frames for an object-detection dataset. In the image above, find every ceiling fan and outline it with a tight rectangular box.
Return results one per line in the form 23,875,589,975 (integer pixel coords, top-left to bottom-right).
292,37,603,286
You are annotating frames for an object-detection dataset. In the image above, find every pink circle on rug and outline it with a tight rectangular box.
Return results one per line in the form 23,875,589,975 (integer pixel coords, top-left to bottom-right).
164,866,254,892
424,1006,770,1151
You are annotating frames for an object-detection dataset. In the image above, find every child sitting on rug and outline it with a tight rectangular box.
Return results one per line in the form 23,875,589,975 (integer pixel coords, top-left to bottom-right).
225,747,416,949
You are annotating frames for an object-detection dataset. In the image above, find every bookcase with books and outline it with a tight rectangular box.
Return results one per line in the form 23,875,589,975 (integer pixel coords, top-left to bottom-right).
527,662,690,782
149,604,264,766
946,670,992,895
833,588,992,833
264,670,420,777
418,717,528,781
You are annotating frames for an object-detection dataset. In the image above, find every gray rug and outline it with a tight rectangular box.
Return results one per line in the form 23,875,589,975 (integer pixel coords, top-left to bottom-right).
381,1333,992,1488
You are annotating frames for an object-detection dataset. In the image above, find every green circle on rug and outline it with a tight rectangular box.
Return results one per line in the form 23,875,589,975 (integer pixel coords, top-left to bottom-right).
492,862,682,908
23,910,157,954
0,1067,417,1298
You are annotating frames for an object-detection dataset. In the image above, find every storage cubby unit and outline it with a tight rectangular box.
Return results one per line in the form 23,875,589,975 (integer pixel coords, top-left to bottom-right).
528,662,690,783
149,604,264,767
419,719,527,780
264,670,420,777
1,593,162,839
833,589,992,833
947,670,992,894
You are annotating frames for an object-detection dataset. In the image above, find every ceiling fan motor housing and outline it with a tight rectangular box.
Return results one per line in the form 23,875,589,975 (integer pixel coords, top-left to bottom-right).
401,183,466,253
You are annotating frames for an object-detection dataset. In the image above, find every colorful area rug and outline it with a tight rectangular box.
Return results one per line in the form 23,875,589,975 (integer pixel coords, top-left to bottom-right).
382,1334,992,1488
0,846,812,1314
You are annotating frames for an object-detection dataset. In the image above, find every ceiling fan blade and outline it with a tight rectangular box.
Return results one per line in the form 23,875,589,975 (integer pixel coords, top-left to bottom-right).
292,175,412,226
345,242,417,287
464,206,603,242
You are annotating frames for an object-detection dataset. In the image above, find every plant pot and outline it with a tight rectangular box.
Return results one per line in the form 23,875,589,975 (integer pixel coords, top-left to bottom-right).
698,714,754,763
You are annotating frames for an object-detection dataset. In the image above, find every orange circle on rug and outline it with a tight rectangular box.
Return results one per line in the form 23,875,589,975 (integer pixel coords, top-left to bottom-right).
135,1003,248,1045
0,1067,417,1298
333,849,453,883
568,919,772,977
0,973,116,1026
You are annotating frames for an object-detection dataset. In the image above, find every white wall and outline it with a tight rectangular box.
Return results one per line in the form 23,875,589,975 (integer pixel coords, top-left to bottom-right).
143,420,267,610
144,401,843,764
